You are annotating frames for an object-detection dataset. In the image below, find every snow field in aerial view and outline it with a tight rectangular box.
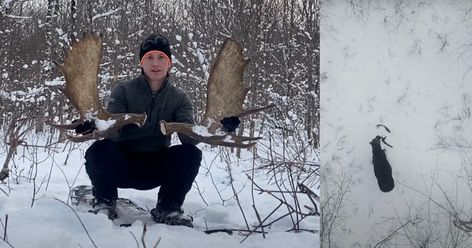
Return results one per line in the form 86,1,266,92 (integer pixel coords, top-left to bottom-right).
322,0,472,247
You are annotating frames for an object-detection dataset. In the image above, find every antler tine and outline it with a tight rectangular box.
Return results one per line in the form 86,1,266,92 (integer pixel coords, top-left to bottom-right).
67,133,94,142
234,104,275,118
207,140,257,149
46,119,82,130
66,128,114,142
160,121,258,148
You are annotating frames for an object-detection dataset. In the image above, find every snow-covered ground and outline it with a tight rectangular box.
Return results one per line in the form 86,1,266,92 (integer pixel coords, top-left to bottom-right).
0,134,318,248
322,0,472,247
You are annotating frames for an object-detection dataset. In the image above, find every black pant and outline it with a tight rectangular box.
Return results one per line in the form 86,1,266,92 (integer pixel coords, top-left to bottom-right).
84,139,202,209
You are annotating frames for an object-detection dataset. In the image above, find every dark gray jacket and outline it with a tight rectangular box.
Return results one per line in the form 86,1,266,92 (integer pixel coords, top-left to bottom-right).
107,75,196,151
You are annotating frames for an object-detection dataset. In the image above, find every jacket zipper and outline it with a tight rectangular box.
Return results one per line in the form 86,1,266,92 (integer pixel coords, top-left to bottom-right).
147,92,157,124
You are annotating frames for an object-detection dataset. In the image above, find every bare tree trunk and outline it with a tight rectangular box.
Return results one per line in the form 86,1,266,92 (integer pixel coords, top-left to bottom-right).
301,0,320,148
71,0,77,33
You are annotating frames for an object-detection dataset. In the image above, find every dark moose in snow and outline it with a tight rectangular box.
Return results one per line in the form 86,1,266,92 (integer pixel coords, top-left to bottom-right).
370,135,394,192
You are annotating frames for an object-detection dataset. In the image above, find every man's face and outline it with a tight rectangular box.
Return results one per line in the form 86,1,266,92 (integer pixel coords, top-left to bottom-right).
141,51,171,82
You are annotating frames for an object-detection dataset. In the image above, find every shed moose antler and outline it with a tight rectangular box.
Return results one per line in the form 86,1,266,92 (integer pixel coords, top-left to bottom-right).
49,34,272,147
48,33,146,141
160,38,273,148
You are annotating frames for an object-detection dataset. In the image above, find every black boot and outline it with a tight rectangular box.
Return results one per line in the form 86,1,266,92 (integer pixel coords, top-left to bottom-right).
90,198,118,220
150,201,193,228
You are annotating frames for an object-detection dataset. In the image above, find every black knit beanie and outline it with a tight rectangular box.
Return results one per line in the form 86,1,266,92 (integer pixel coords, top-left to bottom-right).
139,34,172,62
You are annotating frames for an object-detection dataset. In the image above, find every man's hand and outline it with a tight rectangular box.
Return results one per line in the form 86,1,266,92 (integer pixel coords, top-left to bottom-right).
73,119,96,135
220,116,240,132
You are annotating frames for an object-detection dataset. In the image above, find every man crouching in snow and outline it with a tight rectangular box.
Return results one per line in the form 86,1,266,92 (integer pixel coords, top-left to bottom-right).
75,34,224,228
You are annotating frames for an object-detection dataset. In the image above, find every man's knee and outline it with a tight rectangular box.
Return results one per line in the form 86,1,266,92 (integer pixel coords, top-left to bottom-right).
85,139,124,175
181,144,202,164
169,144,202,169
85,139,119,162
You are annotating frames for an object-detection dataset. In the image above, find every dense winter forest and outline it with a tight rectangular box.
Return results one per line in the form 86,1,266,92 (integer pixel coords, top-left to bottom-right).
0,0,319,247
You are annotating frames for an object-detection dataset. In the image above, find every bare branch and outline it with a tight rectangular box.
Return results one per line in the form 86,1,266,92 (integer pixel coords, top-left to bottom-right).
53,198,98,248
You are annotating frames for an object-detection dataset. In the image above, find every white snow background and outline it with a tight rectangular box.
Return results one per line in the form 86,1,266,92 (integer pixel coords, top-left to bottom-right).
0,133,318,248
322,0,472,247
